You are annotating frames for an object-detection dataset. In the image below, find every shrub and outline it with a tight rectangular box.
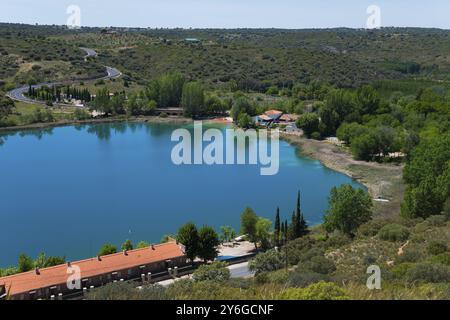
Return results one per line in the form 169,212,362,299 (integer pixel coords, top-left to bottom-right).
192,262,230,282
406,263,450,284
391,263,415,279
249,249,285,275
299,256,336,275
357,220,389,238
430,252,450,266
287,271,328,288
86,281,167,300
425,215,447,227
427,242,448,256
396,248,423,263
98,243,117,256
378,224,410,242
159,112,168,118
278,282,349,300
311,132,322,140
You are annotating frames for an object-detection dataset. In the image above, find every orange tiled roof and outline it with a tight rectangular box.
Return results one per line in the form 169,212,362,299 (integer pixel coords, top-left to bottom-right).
258,114,272,121
0,241,185,296
280,114,298,121
264,110,283,116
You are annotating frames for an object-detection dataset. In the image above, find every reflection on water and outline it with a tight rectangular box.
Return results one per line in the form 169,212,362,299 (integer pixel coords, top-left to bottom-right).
0,121,364,266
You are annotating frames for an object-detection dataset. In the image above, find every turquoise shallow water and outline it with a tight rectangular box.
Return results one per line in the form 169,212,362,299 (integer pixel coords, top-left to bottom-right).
0,122,363,267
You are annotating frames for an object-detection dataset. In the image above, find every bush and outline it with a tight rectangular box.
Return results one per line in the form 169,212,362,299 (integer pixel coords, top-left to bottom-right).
396,248,423,263
425,215,447,227
427,242,448,256
391,263,415,279
287,271,328,288
406,263,450,284
357,220,389,238
298,256,336,275
249,249,285,275
86,281,167,300
278,282,349,300
378,224,410,242
430,252,450,266
311,132,322,140
192,262,230,282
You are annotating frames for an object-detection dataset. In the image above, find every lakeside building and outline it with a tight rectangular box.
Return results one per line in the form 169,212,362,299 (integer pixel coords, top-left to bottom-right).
254,110,298,126
0,241,187,300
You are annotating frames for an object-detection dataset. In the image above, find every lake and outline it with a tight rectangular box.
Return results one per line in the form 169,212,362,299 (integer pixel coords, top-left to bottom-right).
0,122,363,267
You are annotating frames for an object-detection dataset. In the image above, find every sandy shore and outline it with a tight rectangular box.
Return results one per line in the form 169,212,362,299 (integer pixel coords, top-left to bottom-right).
281,133,405,219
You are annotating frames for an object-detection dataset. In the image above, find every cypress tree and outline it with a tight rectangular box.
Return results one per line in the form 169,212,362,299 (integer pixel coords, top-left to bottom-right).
274,207,281,246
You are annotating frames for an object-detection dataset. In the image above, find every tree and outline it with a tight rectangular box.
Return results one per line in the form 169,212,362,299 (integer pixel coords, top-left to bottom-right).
18,254,34,272
319,89,355,136
323,184,373,236
98,244,118,256
205,95,227,115
354,85,380,115
158,72,185,108
296,113,320,138
274,208,281,246
136,241,150,249
220,226,237,243
402,135,450,218
34,252,65,268
192,262,230,282
230,97,255,122
92,88,112,115
240,207,259,249
121,239,133,251
255,218,272,250
177,222,199,261
197,226,220,262
237,112,253,129
0,96,14,122
296,191,308,237
181,82,205,118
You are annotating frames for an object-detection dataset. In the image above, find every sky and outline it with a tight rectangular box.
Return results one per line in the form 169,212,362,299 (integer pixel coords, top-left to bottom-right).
0,0,449,29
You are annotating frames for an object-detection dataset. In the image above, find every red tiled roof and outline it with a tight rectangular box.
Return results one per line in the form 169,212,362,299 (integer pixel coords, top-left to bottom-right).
0,241,185,296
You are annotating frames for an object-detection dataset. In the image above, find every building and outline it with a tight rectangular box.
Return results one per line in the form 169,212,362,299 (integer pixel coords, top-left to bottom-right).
255,110,298,126
0,241,187,300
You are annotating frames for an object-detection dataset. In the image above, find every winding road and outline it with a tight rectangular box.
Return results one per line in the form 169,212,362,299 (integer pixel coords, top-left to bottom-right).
7,47,121,106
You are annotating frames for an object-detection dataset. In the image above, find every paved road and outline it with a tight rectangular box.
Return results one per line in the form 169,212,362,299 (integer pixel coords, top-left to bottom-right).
6,47,121,105
229,262,254,278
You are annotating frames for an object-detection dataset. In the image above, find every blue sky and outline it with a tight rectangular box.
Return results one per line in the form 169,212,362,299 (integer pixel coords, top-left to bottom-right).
0,0,449,29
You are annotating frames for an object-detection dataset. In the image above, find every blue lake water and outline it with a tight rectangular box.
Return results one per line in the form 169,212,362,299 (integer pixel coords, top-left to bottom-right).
0,122,363,267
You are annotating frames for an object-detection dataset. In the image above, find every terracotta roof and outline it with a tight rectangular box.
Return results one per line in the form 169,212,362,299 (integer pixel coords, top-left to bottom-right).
0,241,185,296
258,115,272,121
280,114,298,121
264,110,283,116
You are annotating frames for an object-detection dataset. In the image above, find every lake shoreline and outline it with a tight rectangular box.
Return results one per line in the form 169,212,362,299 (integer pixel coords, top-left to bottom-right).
280,133,405,219
1,117,404,219
0,115,193,133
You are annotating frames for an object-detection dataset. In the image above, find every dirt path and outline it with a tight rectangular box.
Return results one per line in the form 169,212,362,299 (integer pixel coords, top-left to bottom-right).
281,134,405,219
